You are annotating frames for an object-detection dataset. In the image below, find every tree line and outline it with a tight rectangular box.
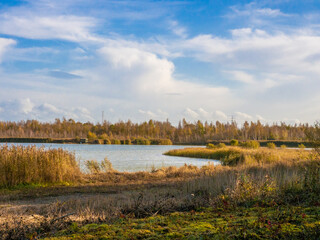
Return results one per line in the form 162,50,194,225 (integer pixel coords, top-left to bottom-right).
0,118,316,144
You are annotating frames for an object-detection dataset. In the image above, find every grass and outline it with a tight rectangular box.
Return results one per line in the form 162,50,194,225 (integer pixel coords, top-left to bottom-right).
46,206,320,239
164,146,313,166
1,144,320,239
8,158,316,239
0,144,80,188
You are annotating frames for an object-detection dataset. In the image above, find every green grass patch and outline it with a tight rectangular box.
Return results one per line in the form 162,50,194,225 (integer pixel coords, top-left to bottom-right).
47,205,320,239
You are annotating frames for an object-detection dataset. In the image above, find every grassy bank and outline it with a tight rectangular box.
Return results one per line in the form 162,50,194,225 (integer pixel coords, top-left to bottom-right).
1,144,320,239
9,158,318,239
164,146,312,166
47,205,320,239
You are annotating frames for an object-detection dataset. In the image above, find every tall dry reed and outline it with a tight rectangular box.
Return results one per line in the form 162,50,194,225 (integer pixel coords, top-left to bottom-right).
0,144,80,187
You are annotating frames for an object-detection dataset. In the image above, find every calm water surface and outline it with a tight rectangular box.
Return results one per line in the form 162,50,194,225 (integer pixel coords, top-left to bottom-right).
2,143,220,172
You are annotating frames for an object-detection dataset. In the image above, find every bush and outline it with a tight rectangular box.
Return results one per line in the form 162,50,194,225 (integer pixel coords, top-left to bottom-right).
104,139,111,144
158,139,172,145
112,139,121,144
241,140,260,149
267,142,276,149
298,144,306,149
280,144,287,149
87,131,97,141
206,143,215,149
305,121,320,155
217,143,226,148
93,139,104,144
134,138,151,145
124,138,131,145
230,139,239,146
99,133,109,140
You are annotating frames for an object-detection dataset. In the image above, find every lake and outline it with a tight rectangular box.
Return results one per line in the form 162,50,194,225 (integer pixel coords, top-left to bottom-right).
1,143,220,172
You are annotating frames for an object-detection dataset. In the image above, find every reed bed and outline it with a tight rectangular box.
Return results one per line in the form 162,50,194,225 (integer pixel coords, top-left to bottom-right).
0,144,80,187
164,146,313,166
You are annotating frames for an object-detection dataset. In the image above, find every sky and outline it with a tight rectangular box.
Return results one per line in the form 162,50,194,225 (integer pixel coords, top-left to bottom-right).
0,0,320,125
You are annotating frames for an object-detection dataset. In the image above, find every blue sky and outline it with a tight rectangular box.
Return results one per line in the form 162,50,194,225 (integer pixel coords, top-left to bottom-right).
0,0,320,124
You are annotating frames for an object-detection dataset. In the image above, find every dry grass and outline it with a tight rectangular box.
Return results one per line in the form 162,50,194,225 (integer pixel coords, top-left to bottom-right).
164,146,314,166
0,144,319,239
0,145,80,188
1,156,320,239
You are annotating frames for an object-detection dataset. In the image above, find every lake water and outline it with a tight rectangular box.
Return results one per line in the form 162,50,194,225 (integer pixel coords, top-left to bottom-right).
1,143,220,172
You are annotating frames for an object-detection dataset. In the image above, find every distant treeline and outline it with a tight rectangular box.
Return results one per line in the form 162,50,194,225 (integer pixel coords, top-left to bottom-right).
0,118,315,144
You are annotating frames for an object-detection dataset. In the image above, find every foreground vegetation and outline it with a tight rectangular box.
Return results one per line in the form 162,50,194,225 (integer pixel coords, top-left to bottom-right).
1,143,320,239
0,145,80,188
47,205,320,239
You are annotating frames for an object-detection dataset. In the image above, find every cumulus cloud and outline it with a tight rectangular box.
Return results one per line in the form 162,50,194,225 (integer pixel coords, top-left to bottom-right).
180,28,320,79
0,98,94,122
91,43,235,120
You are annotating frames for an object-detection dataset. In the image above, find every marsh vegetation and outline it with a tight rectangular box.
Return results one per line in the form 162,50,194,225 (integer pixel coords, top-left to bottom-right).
0,138,320,239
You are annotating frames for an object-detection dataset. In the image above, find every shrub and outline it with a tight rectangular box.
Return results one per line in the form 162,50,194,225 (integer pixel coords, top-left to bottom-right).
298,144,306,149
267,142,276,149
230,139,239,146
124,138,131,145
280,144,287,149
99,133,109,140
135,138,151,145
305,121,320,156
104,139,111,144
87,131,97,140
159,139,173,145
206,143,215,149
93,139,104,144
112,139,121,145
241,140,260,149
217,143,226,148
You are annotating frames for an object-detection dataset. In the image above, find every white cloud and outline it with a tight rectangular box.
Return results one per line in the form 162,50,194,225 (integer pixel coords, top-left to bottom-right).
256,114,265,121
0,14,99,42
215,110,228,120
0,38,16,62
236,111,252,120
168,20,187,38
183,108,199,119
225,70,256,84
198,108,210,118
139,110,157,118
178,28,320,95
0,98,94,122
94,43,234,117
